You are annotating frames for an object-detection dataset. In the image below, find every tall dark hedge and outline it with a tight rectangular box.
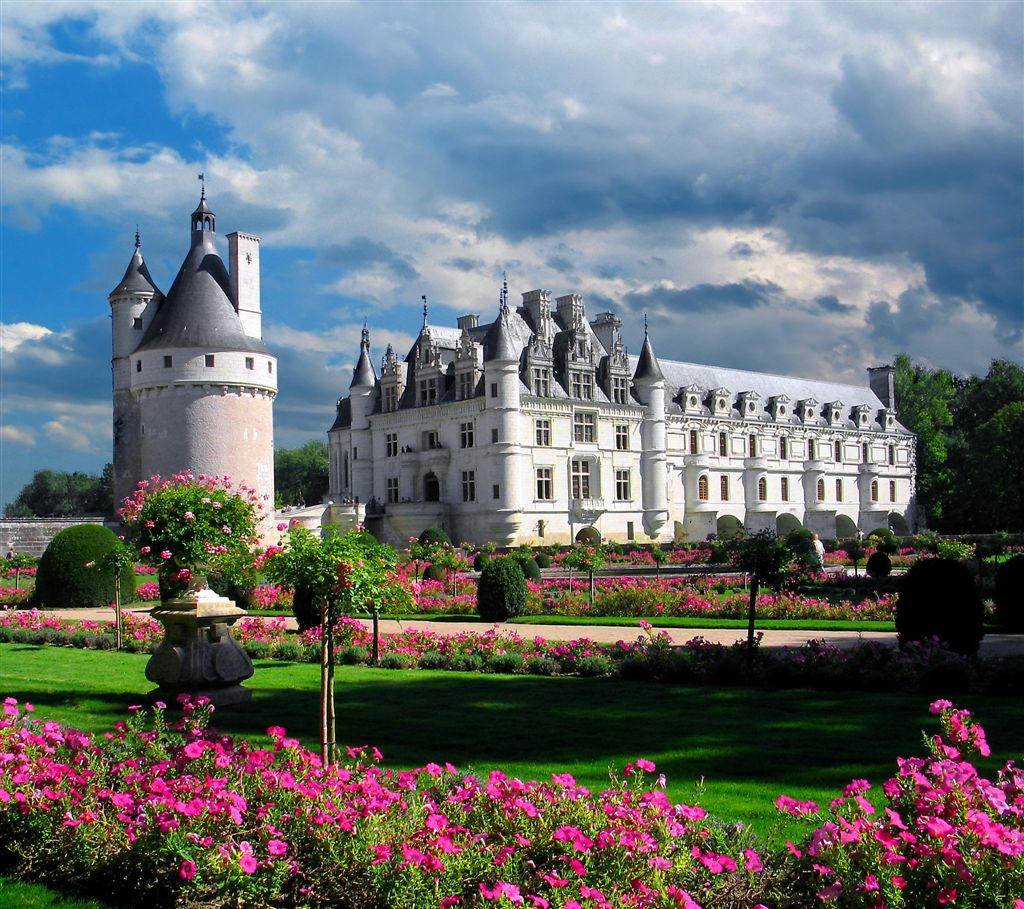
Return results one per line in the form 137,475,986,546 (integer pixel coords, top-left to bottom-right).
895,557,984,656
993,554,1024,631
476,557,527,622
33,524,136,608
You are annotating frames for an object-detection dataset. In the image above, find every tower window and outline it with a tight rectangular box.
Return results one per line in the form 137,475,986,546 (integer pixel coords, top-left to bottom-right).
163,356,172,368
834,440,842,463
690,429,699,454
889,445,896,465
492,484,500,500
698,474,709,501
205,355,215,367
781,477,789,501
817,478,825,501
133,318,143,330
835,478,843,501
268,361,273,374
758,477,768,501
871,480,879,502
890,480,897,502
720,475,729,500
490,383,498,398
245,357,255,370
748,434,757,458
491,427,499,443
136,361,142,373
862,442,870,463
780,436,788,459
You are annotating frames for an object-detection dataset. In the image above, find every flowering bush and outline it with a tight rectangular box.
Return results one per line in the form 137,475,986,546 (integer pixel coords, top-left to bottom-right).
119,472,263,597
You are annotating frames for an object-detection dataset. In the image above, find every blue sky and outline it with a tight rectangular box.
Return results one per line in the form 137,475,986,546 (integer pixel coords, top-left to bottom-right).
2,1,1022,511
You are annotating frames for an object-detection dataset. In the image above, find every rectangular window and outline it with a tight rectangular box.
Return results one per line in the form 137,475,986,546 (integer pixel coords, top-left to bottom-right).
570,371,593,400
614,424,629,450
871,480,879,502
835,478,843,501
460,421,475,449
615,469,631,501
890,480,897,502
571,460,591,499
718,432,728,457
809,439,817,460
834,440,842,463
536,467,553,501
490,382,498,398
627,521,634,541
611,376,628,404
386,477,399,503
748,434,757,458
268,361,273,374
780,436,788,460
889,445,896,465
690,429,699,454
418,378,438,406
531,367,551,396
423,430,440,450
457,372,475,400
163,355,173,368
862,442,870,463
133,317,143,330
720,475,729,500
245,357,255,370
535,419,551,447
573,412,596,443
781,476,790,501
136,360,142,372
491,427,499,443
461,470,476,503
492,484,500,500
384,385,397,413
385,433,398,457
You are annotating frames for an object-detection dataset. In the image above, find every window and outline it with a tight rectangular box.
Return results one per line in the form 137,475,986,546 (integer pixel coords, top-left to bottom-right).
204,353,215,367
384,385,398,413
418,378,438,406
490,382,498,398
835,478,843,501
758,477,768,501
890,480,897,502
862,442,870,463
460,421,474,449
570,371,593,400
614,424,629,450
809,439,817,460
611,376,628,404
889,445,896,465
386,477,399,503
535,419,551,446
461,470,476,502
536,467,553,500
817,478,825,501
615,469,631,501
627,521,635,541
457,372,475,400
268,361,273,374
573,412,596,443
718,432,728,457
245,357,254,370
690,429,699,454
531,367,551,396
423,430,440,450
834,440,842,463
491,428,499,443
571,460,591,499
133,317,143,330
781,477,790,502
720,475,729,500
698,475,709,501
136,360,142,372
352,447,358,460
780,436,788,460
163,355,173,368
871,480,879,502
748,434,757,458
385,433,398,457
493,484,500,500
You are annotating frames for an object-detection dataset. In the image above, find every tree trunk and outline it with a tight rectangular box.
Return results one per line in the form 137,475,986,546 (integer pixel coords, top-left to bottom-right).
588,569,595,605
326,616,336,766
113,568,123,651
746,575,760,672
319,594,330,766
372,607,380,664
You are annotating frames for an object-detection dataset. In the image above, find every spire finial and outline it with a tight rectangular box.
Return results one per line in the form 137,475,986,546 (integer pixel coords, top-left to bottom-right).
644,313,649,337
134,225,140,250
500,270,509,313
197,172,206,200
361,322,370,348
422,295,428,328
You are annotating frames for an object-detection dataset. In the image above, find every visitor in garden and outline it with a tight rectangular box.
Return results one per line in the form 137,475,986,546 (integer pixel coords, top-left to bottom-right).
810,533,825,571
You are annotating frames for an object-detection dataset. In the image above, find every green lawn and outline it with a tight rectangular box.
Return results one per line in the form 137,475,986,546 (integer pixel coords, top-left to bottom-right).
0,877,112,909
2,643,1021,846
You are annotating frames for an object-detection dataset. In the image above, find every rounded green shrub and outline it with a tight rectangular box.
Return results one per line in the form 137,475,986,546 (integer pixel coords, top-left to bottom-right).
896,557,984,656
418,651,450,670
487,652,525,674
418,527,451,546
576,655,613,677
534,552,552,569
338,645,368,665
472,551,489,572
292,586,320,632
449,653,484,672
511,551,542,582
273,641,304,662
865,527,899,555
993,554,1024,631
423,563,447,582
525,655,560,676
865,551,892,578
476,556,527,622
33,524,136,608
378,652,413,670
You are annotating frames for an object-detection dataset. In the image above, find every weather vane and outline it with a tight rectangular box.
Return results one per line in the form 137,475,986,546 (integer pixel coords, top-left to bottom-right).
197,172,206,199
422,294,428,327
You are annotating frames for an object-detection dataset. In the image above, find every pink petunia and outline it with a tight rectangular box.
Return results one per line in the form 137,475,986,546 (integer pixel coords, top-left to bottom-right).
179,859,197,881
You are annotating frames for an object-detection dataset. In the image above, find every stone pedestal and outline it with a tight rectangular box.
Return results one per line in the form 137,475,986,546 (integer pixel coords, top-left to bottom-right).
146,585,254,708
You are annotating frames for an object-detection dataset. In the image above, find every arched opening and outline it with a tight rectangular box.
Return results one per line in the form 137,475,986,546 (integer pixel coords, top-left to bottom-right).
424,472,440,502
887,512,910,535
716,514,743,539
575,526,601,545
836,514,859,539
776,513,802,536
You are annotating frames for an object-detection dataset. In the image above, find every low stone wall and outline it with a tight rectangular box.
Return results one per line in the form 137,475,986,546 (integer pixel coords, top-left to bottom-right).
1,518,111,558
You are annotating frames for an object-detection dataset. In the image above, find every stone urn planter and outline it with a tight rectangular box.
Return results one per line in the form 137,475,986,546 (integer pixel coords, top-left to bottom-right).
146,580,254,708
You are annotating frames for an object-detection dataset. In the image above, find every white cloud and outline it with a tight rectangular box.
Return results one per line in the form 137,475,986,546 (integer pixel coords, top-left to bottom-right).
43,419,100,453
0,425,37,446
0,321,54,352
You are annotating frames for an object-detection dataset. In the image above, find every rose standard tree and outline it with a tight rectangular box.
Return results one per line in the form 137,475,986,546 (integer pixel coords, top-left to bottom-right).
120,473,264,707
261,524,398,765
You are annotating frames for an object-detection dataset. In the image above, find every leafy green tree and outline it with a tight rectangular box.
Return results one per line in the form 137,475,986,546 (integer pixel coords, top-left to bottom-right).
893,354,954,527
6,467,113,517
274,441,329,508
731,530,794,667
563,544,605,605
966,402,1024,532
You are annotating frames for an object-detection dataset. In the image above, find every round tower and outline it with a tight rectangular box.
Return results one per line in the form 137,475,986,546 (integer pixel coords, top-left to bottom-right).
347,325,377,504
126,191,277,516
632,323,669,538
110,230,163,508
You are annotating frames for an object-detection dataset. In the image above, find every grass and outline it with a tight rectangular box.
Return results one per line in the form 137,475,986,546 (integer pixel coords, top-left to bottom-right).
0,877,113,909
3,643,1022,847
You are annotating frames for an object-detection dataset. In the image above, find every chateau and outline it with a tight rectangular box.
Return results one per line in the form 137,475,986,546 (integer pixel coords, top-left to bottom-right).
327,287,915,546
109,191,277,512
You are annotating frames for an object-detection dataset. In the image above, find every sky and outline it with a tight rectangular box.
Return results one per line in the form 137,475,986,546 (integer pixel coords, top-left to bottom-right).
1,0,1022,512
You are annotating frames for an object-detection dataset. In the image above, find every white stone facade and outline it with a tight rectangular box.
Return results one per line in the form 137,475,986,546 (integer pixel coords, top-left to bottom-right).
328,292,916,547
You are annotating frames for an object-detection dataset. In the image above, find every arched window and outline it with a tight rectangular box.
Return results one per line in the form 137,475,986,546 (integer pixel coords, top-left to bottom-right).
720,476,729,500
817,478,825,501
424,473,440,502
698,475,709,501
871,480,879,502
758,477,768,501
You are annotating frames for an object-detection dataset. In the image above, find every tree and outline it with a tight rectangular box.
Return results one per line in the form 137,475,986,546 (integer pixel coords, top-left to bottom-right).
563,544,605,605
6,467,113,517
893,354,954,527
274,441,329,508
966,403,1024,532
731,530,794,669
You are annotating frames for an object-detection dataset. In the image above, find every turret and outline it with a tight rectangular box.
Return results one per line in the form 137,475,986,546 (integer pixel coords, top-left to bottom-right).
348,326,377,504
632,321,668,537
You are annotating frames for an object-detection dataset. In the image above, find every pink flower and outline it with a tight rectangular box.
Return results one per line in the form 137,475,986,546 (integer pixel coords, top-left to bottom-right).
267,839,288,856
184,511,195,520
160,551,172,560
179,859,197,880
239,852,258,874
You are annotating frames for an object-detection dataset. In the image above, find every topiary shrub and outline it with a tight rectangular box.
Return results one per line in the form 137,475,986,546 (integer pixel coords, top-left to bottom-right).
535,552,552,569
476,557,527,622
472,551,489,572
33,524,136,608
865,551,892,578
511,551,542,582
422,563,447,582
993,554,1024,631
865,527,899,555
896,557,984,657
292,586,320,632
418,527,451,547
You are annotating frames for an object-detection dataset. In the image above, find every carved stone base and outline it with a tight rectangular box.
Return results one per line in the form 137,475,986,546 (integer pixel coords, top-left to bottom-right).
145,585,254,709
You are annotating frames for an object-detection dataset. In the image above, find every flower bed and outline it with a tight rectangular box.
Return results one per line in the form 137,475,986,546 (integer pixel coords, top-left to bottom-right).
0,698,1019,908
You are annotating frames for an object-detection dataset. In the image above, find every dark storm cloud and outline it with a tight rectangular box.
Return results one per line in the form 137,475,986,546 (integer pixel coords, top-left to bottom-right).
865,286,948,347
622,279,783,317
442,257,485,272
319,236,419,281
815,295,854,315
728,241,757,260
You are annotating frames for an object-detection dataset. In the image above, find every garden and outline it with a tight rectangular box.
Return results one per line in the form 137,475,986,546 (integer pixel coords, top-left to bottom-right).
2,473,1023,907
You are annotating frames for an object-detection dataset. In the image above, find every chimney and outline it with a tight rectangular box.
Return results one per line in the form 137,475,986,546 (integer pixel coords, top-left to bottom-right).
867,365,896,409
228,231,262,339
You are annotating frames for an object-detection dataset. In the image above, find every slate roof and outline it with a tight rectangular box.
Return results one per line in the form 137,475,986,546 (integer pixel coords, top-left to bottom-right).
109,247,163,299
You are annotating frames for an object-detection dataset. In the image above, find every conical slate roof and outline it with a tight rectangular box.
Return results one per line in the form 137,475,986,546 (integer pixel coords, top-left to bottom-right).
109,246,162,299
483,304,521,362
350,328,377,388
633,331,664,382
136,233,268,354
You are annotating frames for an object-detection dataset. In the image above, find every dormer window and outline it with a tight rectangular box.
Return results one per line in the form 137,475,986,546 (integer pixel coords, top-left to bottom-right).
769,395,790,421
610,375,628,404
570,371,594,400
418,377,438,406
681,385,703,414
532,367,551,396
